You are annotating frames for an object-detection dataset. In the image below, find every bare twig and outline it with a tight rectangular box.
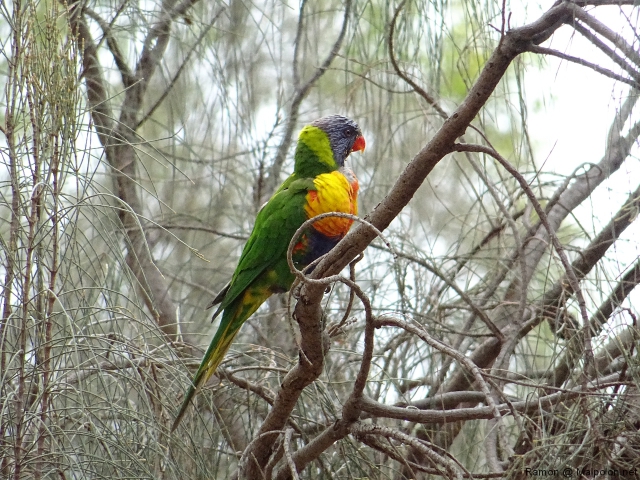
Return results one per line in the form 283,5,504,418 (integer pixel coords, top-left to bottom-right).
389,0,449,119
567,4,640,70
283,429,300,480
453,143,592,367
351,423,465,479
68,0,208,339
264,0,353,200
570,21,640,86
134,6,226,130
528,45,640,90
83,7,135,87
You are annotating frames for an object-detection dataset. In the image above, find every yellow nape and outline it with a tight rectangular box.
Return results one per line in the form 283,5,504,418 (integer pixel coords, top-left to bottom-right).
298,125,335,169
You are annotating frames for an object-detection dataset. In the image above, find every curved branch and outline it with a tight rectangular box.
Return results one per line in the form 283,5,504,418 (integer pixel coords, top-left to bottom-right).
247,214,381,477
388,0,448,119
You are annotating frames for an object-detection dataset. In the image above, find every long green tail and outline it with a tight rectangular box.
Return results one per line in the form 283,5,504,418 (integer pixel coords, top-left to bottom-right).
171,286,272,431
171,320,240,431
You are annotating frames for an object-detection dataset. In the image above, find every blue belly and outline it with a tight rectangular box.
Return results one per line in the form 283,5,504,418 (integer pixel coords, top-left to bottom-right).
294,228,341,267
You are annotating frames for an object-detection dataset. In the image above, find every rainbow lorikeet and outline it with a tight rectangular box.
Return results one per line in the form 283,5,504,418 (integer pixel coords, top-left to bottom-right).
172,115,365,430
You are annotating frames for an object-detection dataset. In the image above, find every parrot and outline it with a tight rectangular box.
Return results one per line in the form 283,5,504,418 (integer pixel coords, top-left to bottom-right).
172,115,365,431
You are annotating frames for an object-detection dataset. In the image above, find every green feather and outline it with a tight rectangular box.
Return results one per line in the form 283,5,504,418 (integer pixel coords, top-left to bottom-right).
171,177,313,430
212,177,313,318
294,125,337,177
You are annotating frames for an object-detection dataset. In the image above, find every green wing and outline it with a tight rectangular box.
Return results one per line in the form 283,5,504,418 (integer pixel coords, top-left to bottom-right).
171,177,314,431
210,176,313,320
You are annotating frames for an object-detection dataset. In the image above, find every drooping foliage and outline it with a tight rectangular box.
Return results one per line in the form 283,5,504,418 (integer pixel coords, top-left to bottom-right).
1,0,640,478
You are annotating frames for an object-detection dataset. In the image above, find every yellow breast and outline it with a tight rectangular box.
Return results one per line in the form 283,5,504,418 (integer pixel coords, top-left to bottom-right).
304,170,359,238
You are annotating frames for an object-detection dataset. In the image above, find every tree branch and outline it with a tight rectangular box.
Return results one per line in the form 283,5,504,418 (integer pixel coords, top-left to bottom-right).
528,44,640,90
567,3,640,70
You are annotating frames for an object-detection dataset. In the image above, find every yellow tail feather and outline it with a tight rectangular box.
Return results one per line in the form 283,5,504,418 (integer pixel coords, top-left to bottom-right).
171,323,239,431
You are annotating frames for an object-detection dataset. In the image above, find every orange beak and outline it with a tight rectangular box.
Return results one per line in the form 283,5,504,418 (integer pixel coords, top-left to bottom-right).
351,135,366,153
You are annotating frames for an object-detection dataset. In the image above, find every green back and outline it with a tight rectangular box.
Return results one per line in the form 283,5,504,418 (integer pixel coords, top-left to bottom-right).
211,177,314,318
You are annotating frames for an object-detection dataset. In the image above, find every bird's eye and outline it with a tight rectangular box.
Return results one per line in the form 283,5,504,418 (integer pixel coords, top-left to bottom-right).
344,128,353,137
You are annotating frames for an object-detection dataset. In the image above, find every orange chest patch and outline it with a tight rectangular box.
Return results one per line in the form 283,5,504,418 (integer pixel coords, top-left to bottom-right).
304,170,359,238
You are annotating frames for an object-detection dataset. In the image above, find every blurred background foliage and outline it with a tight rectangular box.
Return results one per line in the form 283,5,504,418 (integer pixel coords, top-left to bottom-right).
1,0,639,478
